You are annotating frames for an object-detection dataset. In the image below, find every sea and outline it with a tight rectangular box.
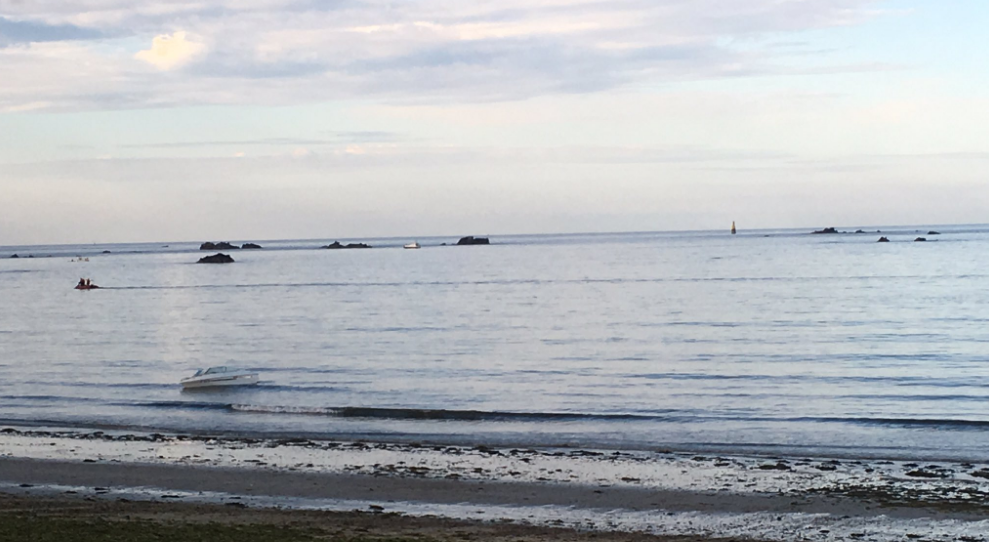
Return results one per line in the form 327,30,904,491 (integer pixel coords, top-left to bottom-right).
2,226,989,461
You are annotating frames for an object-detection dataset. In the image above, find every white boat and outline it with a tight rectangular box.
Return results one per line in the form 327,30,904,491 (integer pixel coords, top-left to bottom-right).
181,366,259,389
404,242,420,249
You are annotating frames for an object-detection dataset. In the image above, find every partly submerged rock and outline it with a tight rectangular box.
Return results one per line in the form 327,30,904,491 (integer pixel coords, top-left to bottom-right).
200,242,239,250
241,243,263,249
855,230,865,234
811,227,840,234
322,241,371,249
197,253,235,264
456,236,490,245
927,231,941,235
914,237,927,242
9,254,18,258
877,237,890,243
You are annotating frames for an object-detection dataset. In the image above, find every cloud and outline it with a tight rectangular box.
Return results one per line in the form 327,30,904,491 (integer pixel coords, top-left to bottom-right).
0,16,103,46
134,31,205,70
0,0,889,110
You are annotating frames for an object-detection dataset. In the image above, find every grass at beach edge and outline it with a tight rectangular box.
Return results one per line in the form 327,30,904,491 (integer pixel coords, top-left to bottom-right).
0,515,327,542
0,494,725,542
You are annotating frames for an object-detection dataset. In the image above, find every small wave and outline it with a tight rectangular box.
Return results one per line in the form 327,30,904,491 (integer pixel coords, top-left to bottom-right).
811,416,989,430
141,401,232,411
228,404,654,422
124,402,989,430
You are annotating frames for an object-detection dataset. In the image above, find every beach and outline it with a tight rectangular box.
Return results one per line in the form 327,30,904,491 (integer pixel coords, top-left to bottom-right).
3,427,989,541
4,0,988,536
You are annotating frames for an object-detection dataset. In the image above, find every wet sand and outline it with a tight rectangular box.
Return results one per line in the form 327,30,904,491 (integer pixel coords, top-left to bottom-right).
0,456,890,517
3,428,989,541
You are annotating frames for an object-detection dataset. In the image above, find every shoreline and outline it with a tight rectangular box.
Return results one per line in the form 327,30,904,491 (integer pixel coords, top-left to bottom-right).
4,428,989,540
2,418,985,464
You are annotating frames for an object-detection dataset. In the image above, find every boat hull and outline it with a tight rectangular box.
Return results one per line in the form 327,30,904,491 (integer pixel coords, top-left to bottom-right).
181,373,259,389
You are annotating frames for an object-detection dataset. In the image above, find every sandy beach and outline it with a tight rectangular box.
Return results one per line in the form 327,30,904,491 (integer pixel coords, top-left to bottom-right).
3,428,989,541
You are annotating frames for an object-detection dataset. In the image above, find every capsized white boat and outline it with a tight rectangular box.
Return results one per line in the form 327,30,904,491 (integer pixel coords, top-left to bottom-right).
404,241,420,249
181,366,259,389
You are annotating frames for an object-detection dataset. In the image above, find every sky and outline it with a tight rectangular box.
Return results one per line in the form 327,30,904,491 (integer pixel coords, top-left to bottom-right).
0,0,987,245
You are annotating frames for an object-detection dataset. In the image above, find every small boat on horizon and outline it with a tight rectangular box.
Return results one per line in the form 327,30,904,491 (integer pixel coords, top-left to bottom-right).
731,221,737,235
404,242,421,249
181,367,259,389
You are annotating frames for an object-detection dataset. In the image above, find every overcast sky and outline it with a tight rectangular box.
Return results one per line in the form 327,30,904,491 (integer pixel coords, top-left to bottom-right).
1,0,986,245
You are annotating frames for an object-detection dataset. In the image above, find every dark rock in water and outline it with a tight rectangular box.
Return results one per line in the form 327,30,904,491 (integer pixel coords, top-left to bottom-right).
200,241,239,250
241,243,263,249
970,469,989,479
905,468,947,478
877,237,890,243
811,227,839,235
197,253,235,264
855,230,865,234
322,241,371,249
9,254,17,258
457,236,490,245
758,462,792,471
914,237,927,242
927,231,941,235
102,250,111,254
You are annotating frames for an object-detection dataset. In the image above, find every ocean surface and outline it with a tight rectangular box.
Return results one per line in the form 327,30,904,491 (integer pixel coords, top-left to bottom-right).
2,226,989,461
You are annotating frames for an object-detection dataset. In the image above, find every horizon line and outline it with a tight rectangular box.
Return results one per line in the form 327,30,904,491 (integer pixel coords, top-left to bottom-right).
2,222,987,250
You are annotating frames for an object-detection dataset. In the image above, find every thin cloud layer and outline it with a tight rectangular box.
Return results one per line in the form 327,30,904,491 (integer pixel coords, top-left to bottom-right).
0,0,885,111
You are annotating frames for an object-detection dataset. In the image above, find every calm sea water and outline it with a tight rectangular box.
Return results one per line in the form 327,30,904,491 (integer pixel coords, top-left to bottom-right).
2,227,989,460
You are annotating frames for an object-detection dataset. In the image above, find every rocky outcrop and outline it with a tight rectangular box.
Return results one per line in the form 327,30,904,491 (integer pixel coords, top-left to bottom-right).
927,231,941,235
197,253,235,264
456,236,490,245
241,243,263,249
811,227,839,235
877,237,890,243
9,254,18,258
102,250,111,254
855,230,865,234
914,237,927,242
322,241,371,249
200,242,239,250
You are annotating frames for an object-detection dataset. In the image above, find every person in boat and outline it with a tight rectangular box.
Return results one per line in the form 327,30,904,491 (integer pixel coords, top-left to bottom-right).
85,278,91,287
77,278,86,288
